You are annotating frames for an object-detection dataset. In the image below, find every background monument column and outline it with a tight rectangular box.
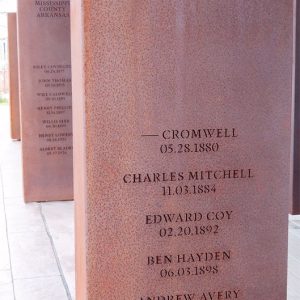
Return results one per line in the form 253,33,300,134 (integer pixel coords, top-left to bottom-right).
7,12,20,141
17,0,73,202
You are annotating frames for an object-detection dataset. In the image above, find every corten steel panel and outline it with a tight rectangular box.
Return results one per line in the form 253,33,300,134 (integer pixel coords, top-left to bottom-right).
72,1,293,299
18,0,73,202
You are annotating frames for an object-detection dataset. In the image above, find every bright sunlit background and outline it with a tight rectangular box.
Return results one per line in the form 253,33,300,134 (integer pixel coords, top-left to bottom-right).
0,0,16,101
0,0,16,12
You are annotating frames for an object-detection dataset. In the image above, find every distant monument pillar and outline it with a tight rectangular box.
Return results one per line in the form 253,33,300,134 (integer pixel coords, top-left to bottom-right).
17,0,73,202
7,12,20,141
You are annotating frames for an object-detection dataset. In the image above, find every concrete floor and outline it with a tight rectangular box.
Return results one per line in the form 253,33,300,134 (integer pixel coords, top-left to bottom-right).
289,216,300,300
0,104,74,300
0,103,300,299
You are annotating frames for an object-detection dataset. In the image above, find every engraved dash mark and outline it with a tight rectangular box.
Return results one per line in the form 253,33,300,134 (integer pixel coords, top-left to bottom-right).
141,134,159,137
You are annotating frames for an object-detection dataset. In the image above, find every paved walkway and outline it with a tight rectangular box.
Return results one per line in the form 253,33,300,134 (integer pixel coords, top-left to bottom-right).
0,103,300,299
0,103,74,300
289,216,300,300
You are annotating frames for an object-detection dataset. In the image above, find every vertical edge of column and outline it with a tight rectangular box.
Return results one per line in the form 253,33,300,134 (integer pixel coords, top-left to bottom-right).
293,0,300,215
71,0,88,299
